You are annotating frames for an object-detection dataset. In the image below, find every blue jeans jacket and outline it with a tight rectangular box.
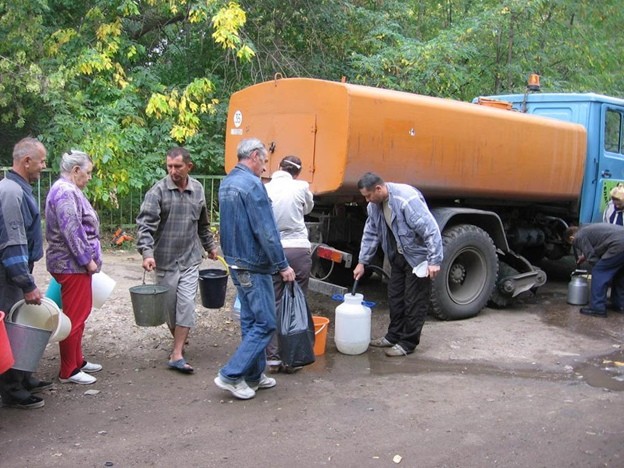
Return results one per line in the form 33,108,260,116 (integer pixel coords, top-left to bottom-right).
219,164,288,274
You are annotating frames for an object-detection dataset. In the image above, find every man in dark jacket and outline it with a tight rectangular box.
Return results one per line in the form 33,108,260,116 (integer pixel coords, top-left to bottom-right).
566,223,624,317
0,137,52,409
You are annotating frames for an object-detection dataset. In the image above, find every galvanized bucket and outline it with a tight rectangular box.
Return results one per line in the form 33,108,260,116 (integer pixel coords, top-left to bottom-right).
129,272,168,327
8,298,72,342
4,322,52,372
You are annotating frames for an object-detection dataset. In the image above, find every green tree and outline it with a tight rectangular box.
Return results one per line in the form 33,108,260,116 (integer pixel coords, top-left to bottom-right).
2,0,623,211
0,0,253,205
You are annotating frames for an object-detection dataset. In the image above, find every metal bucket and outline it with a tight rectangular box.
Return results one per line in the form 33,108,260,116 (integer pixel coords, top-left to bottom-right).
4,322,52,372
8,298,72,342
129,275,168,327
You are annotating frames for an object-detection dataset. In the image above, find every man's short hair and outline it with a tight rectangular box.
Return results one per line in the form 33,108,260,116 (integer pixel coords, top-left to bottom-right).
166,147,191,164
237,138,266,161
564,225,579,244
13,137,45,162
357,172,384,191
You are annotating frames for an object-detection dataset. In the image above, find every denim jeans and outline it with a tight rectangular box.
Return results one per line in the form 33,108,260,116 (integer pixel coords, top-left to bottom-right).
220,270,276,385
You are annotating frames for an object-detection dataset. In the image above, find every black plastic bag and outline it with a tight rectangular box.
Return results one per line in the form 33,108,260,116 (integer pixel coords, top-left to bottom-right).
277,282,315,368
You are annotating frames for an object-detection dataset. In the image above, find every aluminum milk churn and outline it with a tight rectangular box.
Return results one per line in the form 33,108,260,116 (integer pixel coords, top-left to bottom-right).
334,293,371,355
567,270,589,305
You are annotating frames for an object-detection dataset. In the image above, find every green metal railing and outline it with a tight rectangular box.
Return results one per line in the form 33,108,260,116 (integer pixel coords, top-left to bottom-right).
1,168,223,229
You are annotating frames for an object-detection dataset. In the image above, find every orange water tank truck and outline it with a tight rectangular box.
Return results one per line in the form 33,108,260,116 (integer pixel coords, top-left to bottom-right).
224,76,624,320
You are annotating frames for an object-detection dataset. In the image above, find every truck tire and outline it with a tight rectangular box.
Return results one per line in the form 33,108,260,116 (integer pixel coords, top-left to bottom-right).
431,224,498,320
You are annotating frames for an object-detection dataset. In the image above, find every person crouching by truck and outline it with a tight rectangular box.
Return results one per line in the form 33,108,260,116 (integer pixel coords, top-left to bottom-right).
566,223,624,317
353,172,443,357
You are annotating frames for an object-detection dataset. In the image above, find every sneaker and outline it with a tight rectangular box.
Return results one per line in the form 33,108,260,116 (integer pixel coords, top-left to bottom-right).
248,374,277,391
2,395,45,409
81,361,103,373
384,344,411,357
27,380,54,394
59,371,97,385
214,375,255,400
370,337,394,348
580,307,607,318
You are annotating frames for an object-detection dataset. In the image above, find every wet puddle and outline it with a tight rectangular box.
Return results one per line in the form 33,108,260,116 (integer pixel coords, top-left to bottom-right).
573,348,624,391
321,259,624,391
367,354,572,383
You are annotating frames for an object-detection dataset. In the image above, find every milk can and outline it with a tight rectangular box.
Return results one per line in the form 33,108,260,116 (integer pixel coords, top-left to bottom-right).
334,293,371,355
567,270,589,305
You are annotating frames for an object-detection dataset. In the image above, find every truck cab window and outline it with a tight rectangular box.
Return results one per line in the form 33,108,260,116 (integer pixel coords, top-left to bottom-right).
605,109,622,154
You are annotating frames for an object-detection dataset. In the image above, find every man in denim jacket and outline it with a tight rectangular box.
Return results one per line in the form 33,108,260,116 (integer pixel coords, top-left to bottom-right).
215,138,295,399
353,172,443,357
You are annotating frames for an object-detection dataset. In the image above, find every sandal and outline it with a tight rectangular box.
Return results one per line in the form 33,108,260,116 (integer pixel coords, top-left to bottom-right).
167,358,194,374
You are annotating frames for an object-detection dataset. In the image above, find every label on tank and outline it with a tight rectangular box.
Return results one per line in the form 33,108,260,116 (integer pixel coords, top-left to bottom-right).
233,110,243,127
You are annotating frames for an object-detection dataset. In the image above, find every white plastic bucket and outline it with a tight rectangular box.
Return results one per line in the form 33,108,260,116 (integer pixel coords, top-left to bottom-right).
8,298,72,342
92,271,116,309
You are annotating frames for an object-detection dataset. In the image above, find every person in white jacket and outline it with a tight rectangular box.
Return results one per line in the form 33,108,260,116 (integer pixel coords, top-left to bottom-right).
265,155,314,372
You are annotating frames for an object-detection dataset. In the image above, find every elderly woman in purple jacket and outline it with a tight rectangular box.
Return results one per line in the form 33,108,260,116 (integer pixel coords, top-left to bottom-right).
46,150,103,385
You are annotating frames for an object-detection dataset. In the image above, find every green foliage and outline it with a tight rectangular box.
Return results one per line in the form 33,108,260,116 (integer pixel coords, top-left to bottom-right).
0,0,253,202
1,0,623,188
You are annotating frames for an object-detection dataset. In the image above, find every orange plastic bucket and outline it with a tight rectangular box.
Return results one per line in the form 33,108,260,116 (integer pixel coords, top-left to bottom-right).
0,311,15,373
312,316,330,356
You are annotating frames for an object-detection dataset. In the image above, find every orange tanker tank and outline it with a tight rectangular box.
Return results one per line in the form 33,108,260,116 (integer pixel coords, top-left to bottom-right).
224,77,587,203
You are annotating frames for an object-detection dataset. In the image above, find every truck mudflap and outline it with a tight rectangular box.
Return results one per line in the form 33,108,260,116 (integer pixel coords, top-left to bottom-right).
497,269,547,298
489,250,548,308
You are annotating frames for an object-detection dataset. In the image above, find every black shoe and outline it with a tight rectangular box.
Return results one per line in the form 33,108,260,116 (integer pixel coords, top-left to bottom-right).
281,365,303,374
2,395,45,409
580,307,607,317
608,304,624,313
26,380,54,394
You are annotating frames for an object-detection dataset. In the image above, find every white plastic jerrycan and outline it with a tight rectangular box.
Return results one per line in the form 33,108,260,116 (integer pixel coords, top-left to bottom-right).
334,293,371,355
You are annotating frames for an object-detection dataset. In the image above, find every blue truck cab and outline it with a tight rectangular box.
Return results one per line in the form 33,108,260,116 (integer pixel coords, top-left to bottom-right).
483,92,624,224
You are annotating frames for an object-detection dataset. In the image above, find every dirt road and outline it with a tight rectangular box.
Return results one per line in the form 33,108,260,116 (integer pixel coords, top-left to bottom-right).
1,251,623,467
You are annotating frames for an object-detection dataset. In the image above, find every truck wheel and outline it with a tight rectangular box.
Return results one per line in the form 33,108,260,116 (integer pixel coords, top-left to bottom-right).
431,224,498,320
